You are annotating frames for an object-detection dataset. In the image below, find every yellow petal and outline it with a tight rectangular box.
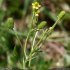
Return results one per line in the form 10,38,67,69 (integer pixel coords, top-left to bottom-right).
35,14,39,16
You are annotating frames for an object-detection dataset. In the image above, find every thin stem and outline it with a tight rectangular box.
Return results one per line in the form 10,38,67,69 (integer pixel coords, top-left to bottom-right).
32,31,38,51
28,10,38,67
23,57,26,69
33,28,53,54
24,29,34,59
34,29,48,49
28,31,38,67
28,29,47,67
31,11,35,28
14,30,26,69
14,30,23,47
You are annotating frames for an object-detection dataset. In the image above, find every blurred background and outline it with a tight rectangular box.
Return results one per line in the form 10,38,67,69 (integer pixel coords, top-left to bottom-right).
0,0,70,70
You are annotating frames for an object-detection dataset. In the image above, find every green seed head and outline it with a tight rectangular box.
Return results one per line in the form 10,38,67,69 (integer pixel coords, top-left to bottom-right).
38,21,47,29
57,11,65,20
5,17,14,29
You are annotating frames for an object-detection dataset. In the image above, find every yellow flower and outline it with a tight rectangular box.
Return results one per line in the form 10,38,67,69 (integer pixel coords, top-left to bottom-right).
32,2,41,17
35,14,39,16
35,10,40,16
32,2,41,10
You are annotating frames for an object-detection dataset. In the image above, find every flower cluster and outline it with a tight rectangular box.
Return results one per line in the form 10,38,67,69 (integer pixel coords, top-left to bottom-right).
32,2,41,16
